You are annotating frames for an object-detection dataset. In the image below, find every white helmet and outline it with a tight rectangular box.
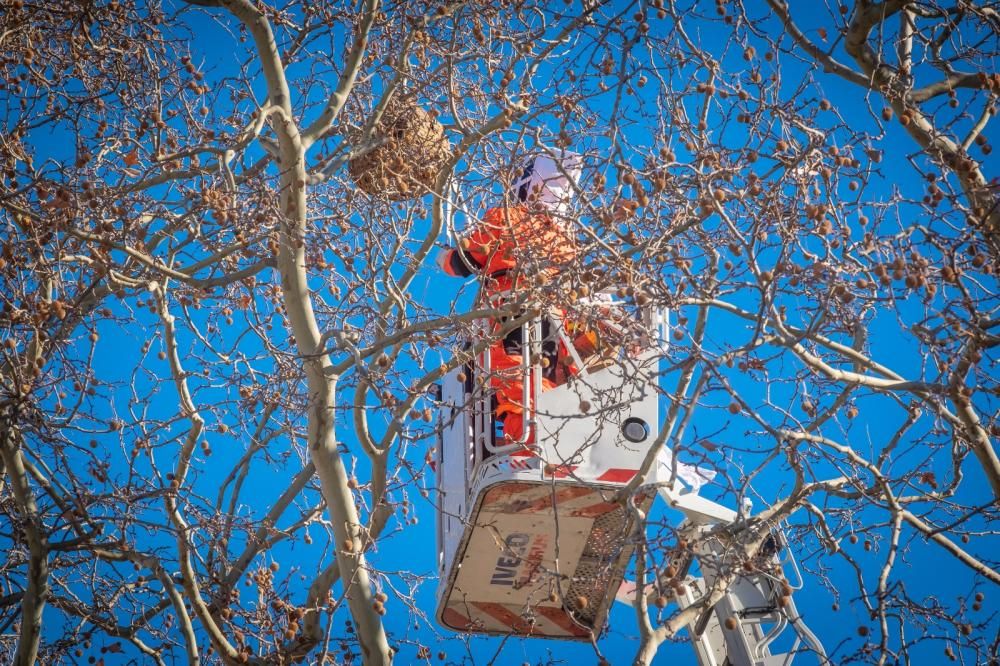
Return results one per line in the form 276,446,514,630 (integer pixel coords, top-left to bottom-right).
510,151,582,215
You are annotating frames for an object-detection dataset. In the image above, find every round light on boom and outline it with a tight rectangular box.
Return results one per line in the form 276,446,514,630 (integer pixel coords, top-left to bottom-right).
621,417,650,443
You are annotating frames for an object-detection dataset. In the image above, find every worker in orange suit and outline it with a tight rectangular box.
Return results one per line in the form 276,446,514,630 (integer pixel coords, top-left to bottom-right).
438,205,578,293
438,152,582,448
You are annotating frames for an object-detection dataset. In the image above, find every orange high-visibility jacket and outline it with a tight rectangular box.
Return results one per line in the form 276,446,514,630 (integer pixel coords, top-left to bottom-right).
441,205,579,449
439,205,577,293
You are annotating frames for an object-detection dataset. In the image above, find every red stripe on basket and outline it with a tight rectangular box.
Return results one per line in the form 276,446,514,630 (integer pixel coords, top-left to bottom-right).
481,483,536,509
571,501,620,518
535,605,592,637
518,485,594,514
596,468,638,483
473,601,533,633
509,457,534,470
441,607,474,631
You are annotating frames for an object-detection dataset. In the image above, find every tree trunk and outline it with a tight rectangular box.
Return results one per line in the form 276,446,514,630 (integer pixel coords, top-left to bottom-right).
0,423,49,666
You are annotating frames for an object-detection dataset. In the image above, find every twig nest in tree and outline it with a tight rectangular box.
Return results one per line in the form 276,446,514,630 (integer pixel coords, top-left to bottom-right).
349,101,450,201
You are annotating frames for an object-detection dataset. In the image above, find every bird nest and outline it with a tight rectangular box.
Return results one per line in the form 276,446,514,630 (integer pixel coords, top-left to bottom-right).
348,102,450,201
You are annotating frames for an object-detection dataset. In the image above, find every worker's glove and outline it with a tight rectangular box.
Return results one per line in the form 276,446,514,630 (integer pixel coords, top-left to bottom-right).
437,250,453,271
437,247,477,277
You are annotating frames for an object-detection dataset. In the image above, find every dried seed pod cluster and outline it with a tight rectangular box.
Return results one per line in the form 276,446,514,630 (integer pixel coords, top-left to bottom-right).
348,101,450,201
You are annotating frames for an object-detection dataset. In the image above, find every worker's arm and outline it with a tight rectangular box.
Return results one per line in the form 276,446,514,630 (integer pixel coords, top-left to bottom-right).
437,209,509,277
437,244,481,277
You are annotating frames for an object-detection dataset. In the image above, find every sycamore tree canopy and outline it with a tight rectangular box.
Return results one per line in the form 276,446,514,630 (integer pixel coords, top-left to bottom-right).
0,1,996,665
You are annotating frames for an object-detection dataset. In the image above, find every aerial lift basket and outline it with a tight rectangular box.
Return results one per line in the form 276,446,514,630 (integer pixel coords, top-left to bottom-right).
434,305,669,639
